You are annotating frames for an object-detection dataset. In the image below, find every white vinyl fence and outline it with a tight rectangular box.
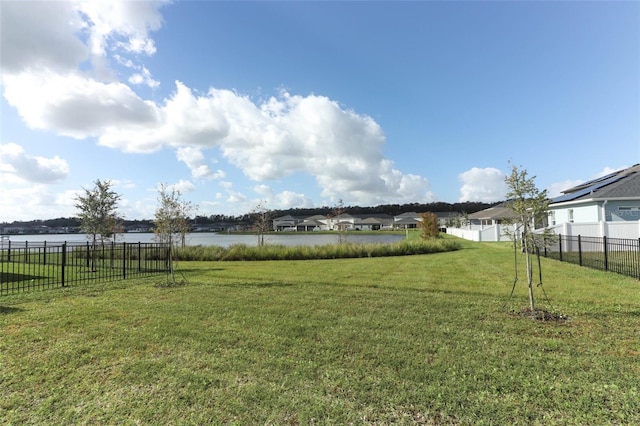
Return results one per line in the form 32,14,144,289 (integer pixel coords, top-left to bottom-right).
445,224,518,242
545,221,640,239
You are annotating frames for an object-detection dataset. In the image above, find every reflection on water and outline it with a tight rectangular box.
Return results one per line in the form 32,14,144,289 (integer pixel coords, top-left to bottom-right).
4,232,405,248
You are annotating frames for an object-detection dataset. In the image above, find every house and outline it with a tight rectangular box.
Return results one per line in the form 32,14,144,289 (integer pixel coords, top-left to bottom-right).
272,212,418,232
296,216,327,232
445,202,518,242
548,164,640,225
351,216,387,231
467,202,518,226
393,212,421,229
272,215,305,231
546,164,640,238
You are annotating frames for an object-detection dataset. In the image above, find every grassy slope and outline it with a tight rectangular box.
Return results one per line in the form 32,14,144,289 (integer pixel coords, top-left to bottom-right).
1,238,639,424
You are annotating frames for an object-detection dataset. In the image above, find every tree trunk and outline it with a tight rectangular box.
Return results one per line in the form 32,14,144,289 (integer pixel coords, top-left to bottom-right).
524,238,536,312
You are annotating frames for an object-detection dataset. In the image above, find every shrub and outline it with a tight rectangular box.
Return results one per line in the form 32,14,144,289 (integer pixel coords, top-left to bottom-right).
173,239,460,262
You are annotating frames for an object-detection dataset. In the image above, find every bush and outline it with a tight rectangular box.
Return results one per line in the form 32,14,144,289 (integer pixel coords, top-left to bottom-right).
173,239,460,262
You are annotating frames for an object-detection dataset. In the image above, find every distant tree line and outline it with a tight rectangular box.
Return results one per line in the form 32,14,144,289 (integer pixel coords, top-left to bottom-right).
2,201,498,230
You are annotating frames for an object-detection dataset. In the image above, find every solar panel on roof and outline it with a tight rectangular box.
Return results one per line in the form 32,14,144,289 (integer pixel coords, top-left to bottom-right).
551,172,628,203
564,170,619,193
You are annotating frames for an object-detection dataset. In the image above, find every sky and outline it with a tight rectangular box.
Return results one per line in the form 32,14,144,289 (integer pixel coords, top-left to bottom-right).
1,0,639,222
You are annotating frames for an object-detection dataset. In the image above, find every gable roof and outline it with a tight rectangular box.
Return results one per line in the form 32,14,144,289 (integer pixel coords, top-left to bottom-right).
467,202,518,221
551,164,640,204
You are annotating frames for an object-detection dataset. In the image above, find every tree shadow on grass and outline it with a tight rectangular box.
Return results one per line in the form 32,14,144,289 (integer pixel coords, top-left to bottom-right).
1,272,46,282
0,306,24,314
220,281,294,288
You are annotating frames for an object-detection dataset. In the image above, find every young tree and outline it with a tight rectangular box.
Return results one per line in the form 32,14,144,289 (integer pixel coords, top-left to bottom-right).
504,163,554,312
252,202,272,246
332,199,347,244
75,179,122,270
418,212,440,239
153,184,196,248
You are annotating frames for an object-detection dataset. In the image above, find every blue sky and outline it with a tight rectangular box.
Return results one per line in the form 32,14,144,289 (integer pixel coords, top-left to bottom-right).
1,1,638,222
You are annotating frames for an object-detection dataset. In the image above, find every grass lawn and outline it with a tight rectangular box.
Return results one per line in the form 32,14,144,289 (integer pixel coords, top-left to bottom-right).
1,238,639,424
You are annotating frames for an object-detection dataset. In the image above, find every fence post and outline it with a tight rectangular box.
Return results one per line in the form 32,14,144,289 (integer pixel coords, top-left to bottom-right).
86,241,90,270
578,235,582,266
25,241,29,264
61,242,67,287
43,241,47,266
603,235,608,272
558,234,563,262
138,242,142,272
122,242,127,280
7,239,10,262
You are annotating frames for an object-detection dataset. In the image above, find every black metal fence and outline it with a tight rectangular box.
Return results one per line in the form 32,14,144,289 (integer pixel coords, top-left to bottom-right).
542,234,640,279
0,240,171,295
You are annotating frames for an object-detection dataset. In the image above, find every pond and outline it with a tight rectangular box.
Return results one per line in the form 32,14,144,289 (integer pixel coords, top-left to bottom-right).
4,232,406,248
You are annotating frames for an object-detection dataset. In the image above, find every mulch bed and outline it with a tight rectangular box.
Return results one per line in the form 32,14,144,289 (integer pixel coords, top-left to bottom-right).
510,308,570,322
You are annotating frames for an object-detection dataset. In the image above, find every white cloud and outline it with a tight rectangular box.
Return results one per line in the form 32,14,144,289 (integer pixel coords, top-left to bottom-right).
3,71,159,139
128,66,160,89
458,167,506,202
250,185,315,210
0,143,69,184
111,179,137,190
274,191,315,210
1,0,433,212
0,185,78,222
0,1,88,73
176,146,226,181
253,184,273,199
227,191,247,204
547,180,582,198
168,179,196,194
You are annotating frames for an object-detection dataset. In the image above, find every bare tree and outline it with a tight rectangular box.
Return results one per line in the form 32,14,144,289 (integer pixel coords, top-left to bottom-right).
504,163,555,313
75,179,122,271
252,202,273,246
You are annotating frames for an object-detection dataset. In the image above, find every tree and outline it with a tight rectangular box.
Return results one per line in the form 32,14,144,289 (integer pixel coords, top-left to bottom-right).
418,212,440,239
252,202,272,246
331,199,347,244
153,184,196,286
153,184,196,248
75,179,122,271
504,163,555,313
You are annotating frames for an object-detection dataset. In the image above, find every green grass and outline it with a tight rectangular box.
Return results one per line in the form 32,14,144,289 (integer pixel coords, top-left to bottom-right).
1,238,640,424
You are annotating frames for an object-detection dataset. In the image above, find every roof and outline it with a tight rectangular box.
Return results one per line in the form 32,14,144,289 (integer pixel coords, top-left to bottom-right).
395,217,420,225
273,215,305,221
395,212,419,218
297,219,324,227
551,164,640,204
358,217,384,225
467,202,519,221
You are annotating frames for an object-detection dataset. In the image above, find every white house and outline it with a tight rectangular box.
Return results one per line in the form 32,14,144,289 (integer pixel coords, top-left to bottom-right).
547,164,640,238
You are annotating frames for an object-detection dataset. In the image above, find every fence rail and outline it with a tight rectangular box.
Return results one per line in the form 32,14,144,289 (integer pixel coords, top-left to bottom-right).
542,234,640,280
0,240,171,295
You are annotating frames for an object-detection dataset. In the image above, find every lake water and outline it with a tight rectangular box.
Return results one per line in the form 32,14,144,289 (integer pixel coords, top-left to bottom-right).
3,232,405,248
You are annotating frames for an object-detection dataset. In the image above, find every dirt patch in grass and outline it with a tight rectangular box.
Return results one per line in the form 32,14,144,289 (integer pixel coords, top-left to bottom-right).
510,308,570,322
